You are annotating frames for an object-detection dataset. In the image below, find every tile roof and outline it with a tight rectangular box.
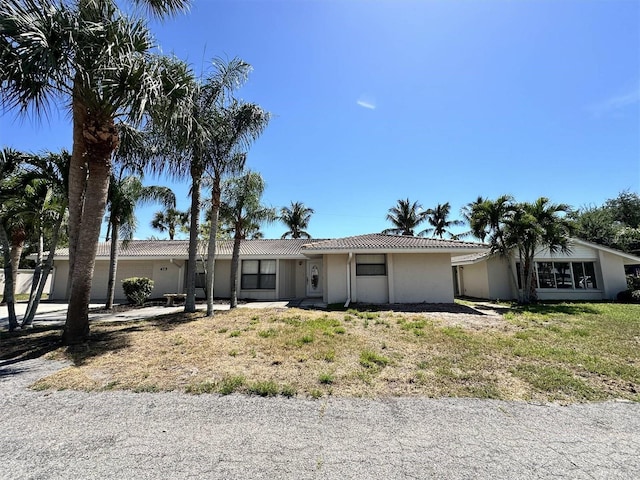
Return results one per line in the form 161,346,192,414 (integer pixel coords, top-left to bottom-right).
55,239,318,258
53,235,486,259
301,234,487,252
451,251,492,265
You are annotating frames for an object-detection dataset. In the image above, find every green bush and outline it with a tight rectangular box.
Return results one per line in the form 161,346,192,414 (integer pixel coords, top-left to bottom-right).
121,277,154,306
632,290,640,303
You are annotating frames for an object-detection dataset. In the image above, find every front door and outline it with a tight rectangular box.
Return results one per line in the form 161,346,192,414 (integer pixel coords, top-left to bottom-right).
306,259,323,297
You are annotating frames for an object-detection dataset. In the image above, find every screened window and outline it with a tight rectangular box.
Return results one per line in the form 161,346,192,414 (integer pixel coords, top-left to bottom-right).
516,261,598,290
241,260,276,290
356,254,386,276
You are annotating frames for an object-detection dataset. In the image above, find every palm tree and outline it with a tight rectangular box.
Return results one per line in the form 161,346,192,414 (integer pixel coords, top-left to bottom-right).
151,208,189,240
22,150,70,327
148,58,268,315
459,196,486,240
104,174,175,309
220,172,276,308
421,202,464,239
279,201,314,239
470,195,572,303
382,199,427,236
1,0,190,344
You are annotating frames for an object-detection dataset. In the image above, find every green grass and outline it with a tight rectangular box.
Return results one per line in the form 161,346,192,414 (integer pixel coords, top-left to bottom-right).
16,302,640,403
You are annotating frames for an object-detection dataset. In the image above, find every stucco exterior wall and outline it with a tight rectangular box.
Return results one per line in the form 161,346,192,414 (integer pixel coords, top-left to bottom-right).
391,253,453,303
487,257,514,300
458,262,489,299
356,276,389,304
598,250,628,299
325,254,348,304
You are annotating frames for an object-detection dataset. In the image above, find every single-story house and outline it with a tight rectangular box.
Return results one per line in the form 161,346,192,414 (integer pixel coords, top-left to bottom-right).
49,234,487,304
452,238,640,301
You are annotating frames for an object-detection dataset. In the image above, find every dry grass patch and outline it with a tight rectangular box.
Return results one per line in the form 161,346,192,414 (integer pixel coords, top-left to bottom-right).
16,303,640,403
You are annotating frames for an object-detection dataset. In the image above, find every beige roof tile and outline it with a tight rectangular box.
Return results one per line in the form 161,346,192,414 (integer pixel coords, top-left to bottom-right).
302,234,486,252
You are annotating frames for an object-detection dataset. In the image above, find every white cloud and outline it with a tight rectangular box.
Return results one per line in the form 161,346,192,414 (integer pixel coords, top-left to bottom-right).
356,95,376,110
588,87,640,117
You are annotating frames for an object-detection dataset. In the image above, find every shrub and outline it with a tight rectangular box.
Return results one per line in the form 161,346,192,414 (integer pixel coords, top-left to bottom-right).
121,277,154,306
617,289,633,303
632,290,640,303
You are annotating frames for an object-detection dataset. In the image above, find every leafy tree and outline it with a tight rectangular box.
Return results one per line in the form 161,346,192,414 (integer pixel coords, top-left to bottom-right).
569,206,617,248
104,173,175,309
421,202,464,238
605,190,640,229
382,199,427,236
220,172,276,308
1,0,191,344
279,201,314,239
151,208,189,240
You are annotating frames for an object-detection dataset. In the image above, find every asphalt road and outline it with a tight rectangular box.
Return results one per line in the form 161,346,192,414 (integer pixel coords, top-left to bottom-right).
1,358,638,479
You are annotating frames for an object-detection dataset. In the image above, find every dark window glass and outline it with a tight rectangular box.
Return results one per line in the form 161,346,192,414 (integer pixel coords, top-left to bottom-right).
537,262,556,288
555,262,573,289
356,254,386,276
241,260,276,290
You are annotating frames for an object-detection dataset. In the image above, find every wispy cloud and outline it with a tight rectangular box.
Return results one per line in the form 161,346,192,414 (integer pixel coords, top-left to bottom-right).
356,94,376,110
588,87,640,117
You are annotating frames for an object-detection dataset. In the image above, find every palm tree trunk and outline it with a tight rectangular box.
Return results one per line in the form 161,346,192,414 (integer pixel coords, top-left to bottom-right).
205,176,221,316
66,93,89,300
9,229,26,299
24,230,44,322
64,109,115,345
229,231,242,309
184,165,202,313
1,223,18,330
105,219,119,310
22,210,65,327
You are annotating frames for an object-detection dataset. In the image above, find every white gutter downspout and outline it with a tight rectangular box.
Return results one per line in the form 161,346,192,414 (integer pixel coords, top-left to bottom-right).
344,252,352,308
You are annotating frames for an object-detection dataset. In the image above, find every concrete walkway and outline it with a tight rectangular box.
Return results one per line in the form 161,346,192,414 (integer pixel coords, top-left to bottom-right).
0,299,313,330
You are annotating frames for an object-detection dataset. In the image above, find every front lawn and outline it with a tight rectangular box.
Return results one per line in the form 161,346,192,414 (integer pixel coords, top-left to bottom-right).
5,302,639,402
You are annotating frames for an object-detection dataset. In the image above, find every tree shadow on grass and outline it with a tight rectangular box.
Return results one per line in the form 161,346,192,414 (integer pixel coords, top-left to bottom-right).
511,303,600,316
0,325,63,368
143,311,205,332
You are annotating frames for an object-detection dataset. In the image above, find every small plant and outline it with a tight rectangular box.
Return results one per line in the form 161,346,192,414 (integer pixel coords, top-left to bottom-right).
323,350,336,362
360,349,390,369
258,328,278,338
186,381,216,394
280,384,297,398
217,328,228,334
218,376,245,395
248,380,280,397
334,326,346,334
310,388,323,399
121,277,154,306
229,330,242,337
319,373,334,385
299,334,314,345
229,350,238,357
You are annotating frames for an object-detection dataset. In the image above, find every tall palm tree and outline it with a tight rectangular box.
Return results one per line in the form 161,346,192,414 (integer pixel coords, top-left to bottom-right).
279,201,314,239
151,208,189,240
421,202,464,239
220,172,276,308
382,198,427,236
203,100,270,316
104,174,175,309
1,0,191,344
148,58,268,315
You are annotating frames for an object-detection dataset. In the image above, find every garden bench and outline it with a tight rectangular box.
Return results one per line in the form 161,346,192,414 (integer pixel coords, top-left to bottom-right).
163,293,187,307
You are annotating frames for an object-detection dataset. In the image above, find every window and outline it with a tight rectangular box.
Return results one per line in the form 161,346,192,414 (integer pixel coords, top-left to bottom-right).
572,262,597,289
356,254,386,276
516,261,598,290
241,260,276,290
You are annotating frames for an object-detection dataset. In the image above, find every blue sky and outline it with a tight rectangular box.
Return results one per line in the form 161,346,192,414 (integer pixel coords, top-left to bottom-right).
1,0,638,240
